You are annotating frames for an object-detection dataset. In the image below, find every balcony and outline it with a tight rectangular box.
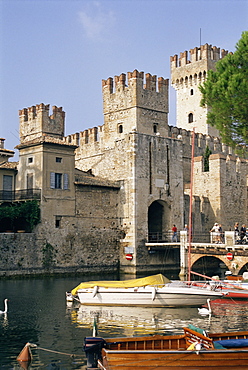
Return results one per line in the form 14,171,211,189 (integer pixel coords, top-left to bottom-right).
0,189,41,202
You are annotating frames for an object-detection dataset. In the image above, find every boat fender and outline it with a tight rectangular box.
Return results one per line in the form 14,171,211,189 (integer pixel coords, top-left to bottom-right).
93,286,98,298
152,287,157,301
187,342,202,351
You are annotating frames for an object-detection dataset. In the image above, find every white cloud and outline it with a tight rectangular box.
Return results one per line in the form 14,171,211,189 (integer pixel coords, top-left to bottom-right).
79,2,116,41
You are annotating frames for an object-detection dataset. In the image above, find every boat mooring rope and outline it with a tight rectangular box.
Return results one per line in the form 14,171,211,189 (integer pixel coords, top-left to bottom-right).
27,344,84,358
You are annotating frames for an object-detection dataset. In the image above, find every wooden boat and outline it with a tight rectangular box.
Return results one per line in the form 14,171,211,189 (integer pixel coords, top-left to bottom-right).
68,274,225,307
84,326,248,369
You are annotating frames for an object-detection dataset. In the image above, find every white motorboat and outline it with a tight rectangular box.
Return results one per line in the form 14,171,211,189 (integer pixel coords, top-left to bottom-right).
68,274,224,307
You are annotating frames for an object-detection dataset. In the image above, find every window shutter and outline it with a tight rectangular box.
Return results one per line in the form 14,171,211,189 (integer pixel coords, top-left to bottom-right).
64,173,69,189
50,172,55,189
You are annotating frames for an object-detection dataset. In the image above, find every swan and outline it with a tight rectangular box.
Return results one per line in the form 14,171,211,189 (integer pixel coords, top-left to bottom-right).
0,299,8,314
198,298,211,315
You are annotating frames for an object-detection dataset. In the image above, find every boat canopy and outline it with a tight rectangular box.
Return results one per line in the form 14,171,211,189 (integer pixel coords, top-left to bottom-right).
71,274,170,295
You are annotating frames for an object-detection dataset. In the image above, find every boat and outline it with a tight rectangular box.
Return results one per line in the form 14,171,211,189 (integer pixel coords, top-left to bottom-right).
189,272,248,300
84,325,248,369
67,274,225,307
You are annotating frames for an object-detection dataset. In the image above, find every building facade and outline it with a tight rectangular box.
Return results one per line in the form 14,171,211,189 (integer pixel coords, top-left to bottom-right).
0,43,247,277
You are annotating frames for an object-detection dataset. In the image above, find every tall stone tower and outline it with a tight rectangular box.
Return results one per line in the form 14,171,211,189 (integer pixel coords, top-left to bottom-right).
102,70,169,140
75,71,184,274
170,44,229,136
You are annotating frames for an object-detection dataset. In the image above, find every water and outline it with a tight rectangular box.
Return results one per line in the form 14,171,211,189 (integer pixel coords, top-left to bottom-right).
0,277,248,369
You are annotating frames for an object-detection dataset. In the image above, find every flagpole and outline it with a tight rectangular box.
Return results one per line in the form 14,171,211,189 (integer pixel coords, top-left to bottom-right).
188,128,195,282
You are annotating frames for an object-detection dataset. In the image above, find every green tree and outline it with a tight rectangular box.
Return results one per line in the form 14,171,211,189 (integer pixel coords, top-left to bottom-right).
203,146,212,172
200,31,248,148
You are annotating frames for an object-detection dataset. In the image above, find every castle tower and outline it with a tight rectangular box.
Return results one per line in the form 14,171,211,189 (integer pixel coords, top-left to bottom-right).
102,70,169,140
16,104,77,224
76,71,183,275
171,44,229,136
19,103,65,143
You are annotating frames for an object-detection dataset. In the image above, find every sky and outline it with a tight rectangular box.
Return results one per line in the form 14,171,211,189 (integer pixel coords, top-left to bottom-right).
0,0,247,160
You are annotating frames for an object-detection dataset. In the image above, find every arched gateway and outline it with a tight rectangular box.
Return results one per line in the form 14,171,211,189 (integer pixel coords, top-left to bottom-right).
148,200,171,242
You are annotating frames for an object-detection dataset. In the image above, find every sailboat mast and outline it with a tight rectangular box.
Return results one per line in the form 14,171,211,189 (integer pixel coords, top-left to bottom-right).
188,128,195,282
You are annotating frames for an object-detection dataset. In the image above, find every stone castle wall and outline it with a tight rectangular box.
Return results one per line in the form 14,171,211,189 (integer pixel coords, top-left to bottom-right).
193,154,248,231
0,182,123,277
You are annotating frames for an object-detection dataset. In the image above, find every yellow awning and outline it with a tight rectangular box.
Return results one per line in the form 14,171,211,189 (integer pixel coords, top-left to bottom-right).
71,274,170,296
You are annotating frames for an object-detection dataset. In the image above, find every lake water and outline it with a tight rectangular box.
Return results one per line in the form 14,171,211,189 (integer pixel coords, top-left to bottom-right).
0,276,248,369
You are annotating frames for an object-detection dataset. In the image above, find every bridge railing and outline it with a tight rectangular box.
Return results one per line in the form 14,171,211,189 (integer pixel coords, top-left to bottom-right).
148,232,180,243
148,231,211,243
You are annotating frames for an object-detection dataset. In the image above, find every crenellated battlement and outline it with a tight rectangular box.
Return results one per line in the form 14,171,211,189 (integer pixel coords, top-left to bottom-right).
102,70,169,138
19,103,65,143
19,103,65,122
170,44,229,69
102,70,169,95
195,153,247,170
167,125,239,157
170,44,230,137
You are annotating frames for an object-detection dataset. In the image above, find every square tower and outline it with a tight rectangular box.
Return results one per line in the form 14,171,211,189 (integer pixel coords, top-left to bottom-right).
171,44,229,136
102,70,169,141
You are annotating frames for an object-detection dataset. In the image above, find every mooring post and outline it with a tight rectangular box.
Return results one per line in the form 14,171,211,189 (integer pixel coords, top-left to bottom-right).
179,231,187,280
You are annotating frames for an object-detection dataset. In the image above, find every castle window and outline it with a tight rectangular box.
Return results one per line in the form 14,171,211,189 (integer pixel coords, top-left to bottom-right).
27,173,33,189
28,157,33,164
55,173,62,189
188,113,193,123
50,172,69,189
50,172,62,189
56,157,62,163
118,124,123,133
55,216,62,228
153,124,158,134
190,89,194,96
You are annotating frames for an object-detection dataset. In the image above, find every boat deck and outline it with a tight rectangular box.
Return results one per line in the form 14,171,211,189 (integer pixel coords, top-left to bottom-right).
85,328,248,370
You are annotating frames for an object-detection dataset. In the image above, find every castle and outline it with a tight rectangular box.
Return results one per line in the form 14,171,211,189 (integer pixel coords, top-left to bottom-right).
0,43,247,277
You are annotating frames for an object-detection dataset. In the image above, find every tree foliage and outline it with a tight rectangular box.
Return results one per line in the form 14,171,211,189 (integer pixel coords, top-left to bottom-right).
203,146,212,172
200,31,248,149
0,200,40,232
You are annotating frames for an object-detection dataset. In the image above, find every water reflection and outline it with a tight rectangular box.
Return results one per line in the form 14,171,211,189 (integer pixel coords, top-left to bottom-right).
68,299,248,338
0,277,248,369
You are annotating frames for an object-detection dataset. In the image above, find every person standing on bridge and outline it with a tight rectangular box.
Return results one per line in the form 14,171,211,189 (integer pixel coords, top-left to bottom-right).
240,224,246,241
234,222,239,241
210,223,220,243
171,225,178,242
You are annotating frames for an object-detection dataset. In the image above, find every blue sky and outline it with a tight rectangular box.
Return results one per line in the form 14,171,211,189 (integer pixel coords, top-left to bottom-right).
1,0,247,159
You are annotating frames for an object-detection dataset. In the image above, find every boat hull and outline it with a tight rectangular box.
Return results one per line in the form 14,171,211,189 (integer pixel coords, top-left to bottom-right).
100,348,248,369
77,285,223,307
84,329,248,370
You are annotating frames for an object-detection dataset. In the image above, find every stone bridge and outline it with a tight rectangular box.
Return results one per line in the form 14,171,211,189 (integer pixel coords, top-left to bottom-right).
146,231,248,277
180,231,248,277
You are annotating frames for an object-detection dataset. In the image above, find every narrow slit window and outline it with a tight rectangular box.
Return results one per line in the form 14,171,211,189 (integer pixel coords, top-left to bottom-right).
188,113,193,123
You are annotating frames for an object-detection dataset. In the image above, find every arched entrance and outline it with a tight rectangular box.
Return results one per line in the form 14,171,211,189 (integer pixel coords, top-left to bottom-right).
191,254,248,278
148,200,170,242
192,256,228,279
